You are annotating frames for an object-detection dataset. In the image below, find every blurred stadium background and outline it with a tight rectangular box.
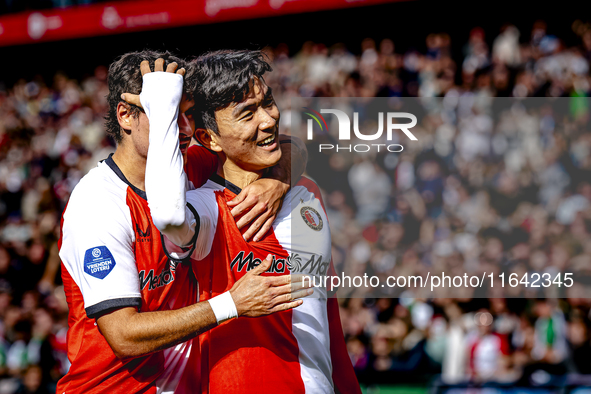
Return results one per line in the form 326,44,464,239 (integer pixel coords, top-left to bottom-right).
0,0,590,393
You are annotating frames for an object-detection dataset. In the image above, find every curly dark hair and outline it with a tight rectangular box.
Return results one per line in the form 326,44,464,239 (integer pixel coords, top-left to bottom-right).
104,50,188,143
186,50,272,135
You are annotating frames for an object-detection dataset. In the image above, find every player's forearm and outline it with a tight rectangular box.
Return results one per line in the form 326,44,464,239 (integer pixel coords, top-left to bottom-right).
97,256,310,360
266,135,307,186
142,72,190,235
98,302,217,359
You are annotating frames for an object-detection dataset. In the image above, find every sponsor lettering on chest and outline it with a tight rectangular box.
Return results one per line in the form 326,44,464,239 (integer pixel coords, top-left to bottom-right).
230,251,287,273
139,259,177,291
287,253,329,276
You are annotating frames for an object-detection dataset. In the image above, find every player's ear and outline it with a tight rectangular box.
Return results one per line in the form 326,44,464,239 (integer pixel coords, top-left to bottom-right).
195,128,222,153
117,102,134,134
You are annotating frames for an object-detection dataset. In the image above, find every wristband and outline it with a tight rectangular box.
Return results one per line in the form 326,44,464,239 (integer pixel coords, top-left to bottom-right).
207,291,238,324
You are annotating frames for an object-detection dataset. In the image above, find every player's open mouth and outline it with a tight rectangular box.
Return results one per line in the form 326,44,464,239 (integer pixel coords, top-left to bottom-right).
179,134,192,153
257,134,276,148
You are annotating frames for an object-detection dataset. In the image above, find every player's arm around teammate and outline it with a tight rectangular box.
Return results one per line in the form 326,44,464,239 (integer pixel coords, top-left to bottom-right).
95,59,312,359
97,253,308,358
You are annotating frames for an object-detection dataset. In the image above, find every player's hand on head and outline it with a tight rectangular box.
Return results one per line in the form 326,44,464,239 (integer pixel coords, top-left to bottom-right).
229,254,314,317
120,58,186,109
227,179,289,242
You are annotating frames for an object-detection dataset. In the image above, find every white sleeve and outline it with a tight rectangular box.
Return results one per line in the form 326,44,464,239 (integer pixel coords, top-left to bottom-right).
59,191,140,319
142,72,193,246
187,190,219,261
160,189,219,262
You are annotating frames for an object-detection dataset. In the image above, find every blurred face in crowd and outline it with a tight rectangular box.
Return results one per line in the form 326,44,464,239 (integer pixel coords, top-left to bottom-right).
476,309,493,335
535,300,552,318
199,77,281,174
24,366,42,393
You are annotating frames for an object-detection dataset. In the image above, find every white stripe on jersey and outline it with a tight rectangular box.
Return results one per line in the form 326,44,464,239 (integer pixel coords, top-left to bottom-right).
156,341,193,394
274,185,335,394
182,179,337,393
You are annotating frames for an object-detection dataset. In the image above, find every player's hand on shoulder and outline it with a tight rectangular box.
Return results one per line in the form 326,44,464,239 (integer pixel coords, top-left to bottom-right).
227,179,289,242
120,58,186,109
229,254,314,317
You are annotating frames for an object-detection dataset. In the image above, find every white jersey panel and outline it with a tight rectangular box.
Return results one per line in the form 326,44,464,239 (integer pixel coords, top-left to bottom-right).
273,184,335,394
160,180,221,262
155,340,193,394
185,180,222,261
59,161,141,316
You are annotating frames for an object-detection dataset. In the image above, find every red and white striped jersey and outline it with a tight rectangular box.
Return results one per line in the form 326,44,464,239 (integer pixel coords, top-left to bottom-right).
176,173,361,394
135,71,360,393
57,154,203,394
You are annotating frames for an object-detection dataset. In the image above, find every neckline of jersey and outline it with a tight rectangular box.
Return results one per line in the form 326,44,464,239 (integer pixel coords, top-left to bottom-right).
104,153,148,201
209,173,242,196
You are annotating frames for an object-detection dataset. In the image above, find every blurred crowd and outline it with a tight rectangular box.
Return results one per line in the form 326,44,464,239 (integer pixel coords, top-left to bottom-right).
267,20,591,388
0,18,590,392
0,64,112,392
0,0,114,15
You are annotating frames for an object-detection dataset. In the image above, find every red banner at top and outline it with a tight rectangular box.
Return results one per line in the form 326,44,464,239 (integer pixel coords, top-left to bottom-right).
0,0,404,47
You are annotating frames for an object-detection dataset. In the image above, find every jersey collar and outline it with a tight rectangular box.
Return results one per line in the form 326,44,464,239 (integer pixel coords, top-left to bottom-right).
104,154,148,200
209,173,242,196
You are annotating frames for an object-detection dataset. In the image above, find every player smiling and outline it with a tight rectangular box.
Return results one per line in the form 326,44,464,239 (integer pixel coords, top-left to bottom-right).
137,50,361,394
57,50,311,394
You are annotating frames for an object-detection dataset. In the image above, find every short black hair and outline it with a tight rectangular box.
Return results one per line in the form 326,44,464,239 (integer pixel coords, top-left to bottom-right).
187,50,272,135
105,50,188,143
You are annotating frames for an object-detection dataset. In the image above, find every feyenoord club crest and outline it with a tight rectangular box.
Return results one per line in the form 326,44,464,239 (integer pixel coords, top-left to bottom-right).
300,206,323,231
